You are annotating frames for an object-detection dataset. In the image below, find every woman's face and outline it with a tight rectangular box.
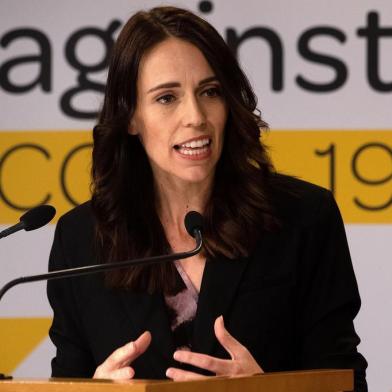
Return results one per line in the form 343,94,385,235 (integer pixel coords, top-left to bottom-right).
130,38,228,186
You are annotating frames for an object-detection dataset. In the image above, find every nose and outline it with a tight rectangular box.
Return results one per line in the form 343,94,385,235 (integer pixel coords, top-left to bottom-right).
181,96,206,129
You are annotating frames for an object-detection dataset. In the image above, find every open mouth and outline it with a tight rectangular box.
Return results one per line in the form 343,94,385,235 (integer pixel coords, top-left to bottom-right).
173,137,212,156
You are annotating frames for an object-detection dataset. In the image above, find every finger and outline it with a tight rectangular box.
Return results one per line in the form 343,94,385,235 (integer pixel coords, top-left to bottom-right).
93,364,135,380
103,331,152,371
173,350,232,375
101,341,135,372
108,366,135,380
166,367,207,381
134,331,152,358
214,316,247,360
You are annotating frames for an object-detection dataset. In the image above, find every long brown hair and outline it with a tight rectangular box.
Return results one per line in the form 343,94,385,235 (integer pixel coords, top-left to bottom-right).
92,6,276,294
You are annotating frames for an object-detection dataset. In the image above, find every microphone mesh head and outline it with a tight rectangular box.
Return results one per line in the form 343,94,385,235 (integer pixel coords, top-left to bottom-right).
184,211,203,238
20,205,56,231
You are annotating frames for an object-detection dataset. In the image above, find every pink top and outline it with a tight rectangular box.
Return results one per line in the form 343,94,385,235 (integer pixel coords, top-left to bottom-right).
164,261,199,350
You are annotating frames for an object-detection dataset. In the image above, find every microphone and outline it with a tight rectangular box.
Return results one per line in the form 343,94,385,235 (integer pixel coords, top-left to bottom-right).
184,210,204,238
0,205,56,239
0,211,204,302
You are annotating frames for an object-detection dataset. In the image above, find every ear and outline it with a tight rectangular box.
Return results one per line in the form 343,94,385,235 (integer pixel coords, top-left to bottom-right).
128,118,138,135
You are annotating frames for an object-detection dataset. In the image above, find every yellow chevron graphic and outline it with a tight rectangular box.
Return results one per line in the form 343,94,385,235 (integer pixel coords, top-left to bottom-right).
0,318,52,374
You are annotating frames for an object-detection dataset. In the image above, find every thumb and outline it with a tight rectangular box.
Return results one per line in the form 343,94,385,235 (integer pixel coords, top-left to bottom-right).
214,316,245,360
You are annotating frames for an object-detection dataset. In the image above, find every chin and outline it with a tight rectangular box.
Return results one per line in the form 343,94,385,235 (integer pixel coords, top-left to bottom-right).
176,168,213,184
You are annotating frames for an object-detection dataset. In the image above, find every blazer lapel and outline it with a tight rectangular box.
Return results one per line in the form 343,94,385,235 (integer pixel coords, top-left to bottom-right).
120,290,176,377
192,256,250,356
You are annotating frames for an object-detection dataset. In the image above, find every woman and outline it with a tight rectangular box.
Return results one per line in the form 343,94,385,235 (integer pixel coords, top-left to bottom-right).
47,6,367,391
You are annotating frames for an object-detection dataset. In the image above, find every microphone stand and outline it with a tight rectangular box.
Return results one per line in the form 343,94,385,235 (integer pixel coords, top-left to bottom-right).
0,229,202,302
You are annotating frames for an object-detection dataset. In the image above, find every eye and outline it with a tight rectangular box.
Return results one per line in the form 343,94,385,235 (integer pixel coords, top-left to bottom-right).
202,86,222,98
156,94,176,105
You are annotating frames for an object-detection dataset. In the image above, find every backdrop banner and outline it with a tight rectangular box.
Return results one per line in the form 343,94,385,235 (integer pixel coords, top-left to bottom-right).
0,1,391,391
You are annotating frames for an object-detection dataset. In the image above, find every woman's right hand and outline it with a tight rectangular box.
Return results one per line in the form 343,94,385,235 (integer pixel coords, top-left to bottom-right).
93,331,151,380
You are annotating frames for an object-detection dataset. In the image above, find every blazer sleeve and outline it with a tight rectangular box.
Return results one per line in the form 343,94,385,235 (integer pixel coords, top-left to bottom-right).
296,190,368,392
47,216,95,378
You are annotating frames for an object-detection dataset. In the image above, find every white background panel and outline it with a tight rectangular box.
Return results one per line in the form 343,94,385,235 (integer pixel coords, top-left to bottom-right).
1,0,392,129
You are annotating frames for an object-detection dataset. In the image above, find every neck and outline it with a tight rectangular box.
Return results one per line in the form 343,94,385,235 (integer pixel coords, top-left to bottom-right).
155,175,213,235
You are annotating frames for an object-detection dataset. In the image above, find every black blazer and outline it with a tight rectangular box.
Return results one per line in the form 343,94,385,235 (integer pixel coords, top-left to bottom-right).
47,176,367,391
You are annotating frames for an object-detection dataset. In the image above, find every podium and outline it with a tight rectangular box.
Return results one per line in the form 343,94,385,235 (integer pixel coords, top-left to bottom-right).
0,369,353,391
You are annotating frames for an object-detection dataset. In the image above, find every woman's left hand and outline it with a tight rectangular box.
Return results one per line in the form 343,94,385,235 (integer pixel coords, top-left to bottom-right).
166,315,264,381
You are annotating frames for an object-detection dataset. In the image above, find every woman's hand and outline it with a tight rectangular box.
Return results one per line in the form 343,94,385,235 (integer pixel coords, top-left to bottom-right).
93,331,151,380
166,316,263,381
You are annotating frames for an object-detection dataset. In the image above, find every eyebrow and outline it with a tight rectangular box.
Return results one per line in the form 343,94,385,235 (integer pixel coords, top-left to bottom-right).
147,76,218,94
